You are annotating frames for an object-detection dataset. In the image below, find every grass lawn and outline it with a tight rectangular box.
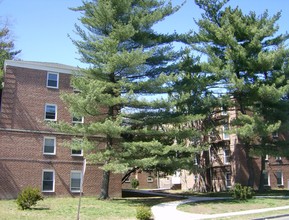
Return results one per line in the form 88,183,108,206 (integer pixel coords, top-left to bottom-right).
0,196,177,220
178,198,289,219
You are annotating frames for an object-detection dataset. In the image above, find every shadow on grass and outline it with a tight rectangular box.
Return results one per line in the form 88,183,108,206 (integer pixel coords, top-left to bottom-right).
114,196,181,207
30,207,50,211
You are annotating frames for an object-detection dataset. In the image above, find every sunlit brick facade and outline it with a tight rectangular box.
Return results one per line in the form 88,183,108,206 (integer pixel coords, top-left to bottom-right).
0,60,121,199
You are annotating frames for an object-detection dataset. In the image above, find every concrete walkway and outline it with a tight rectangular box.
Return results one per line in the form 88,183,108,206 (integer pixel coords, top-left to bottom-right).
151,196,289,220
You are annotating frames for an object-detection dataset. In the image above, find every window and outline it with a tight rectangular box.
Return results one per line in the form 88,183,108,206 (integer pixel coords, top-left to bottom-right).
147,176,153,183
70,171,82,192
225,172,232,188
45,104,57,121
276,171,283,185
194,174,199,184
72,149,83,156
72,115,84,124
193,154,199,165
47,72,59,88
263,170,270,186
71,139,83,156
42,170,55,192
272,131,279,139
221,107,228,116
224,148,230,164
43,137,56,155
276,156,282,161
223,124,229,140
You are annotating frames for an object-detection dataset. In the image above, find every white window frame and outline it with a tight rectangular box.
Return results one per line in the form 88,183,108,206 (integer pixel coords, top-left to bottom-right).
276,171,283,186
72,115,84,124
46,72,59,89
225,172,232,188
220,107,228,116
147,176,153,183
71,139,83,156
276,156,282,161
70,170,82,193
223,124,230,140
44,104,57,121
42,170,55,192
223,148,230,164
43,137,56,155
263,170,270,186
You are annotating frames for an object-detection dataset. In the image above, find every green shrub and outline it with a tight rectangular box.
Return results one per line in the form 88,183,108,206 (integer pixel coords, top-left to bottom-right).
231,183,254,200
131,178,139,189
136,206,152,220
16,187,44,210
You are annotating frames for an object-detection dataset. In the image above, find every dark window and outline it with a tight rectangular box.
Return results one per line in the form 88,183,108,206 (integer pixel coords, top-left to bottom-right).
71,171,82,192
45,104,57,120
43,137,56,154
47,72,59,88
42,171,54,192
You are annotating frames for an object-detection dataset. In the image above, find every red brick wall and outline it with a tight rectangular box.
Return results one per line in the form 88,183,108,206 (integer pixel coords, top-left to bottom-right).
0,64,122,199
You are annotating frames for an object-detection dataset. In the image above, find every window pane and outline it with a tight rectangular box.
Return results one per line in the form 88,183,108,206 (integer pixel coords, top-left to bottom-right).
43,172,53,180
226,173,231,187
264,171,269,186
276,171,282,185
72,115,83,123
44,138,55,154
43,181,53,191
45,105,56,120
223,125,229,139
72,149,82,155
47,73,58,88
71,172,81,191
43,171,54,191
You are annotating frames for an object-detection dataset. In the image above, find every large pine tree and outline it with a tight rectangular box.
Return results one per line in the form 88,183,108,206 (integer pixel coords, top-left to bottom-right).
57,0,203,199
193,0,289,189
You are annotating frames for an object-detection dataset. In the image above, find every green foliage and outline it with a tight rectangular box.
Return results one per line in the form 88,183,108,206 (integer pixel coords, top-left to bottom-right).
231,183,254,200
131,178,139,189
0,23,21,88
194,0,289,188
136,206,152,220
16,187,44,210
57,0,198,199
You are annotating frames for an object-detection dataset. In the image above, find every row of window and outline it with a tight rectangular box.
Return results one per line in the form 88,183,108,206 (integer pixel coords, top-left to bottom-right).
224,171,284,188
263,171,284,186
44,103,83,123
43,170,82,193
43,137,82,156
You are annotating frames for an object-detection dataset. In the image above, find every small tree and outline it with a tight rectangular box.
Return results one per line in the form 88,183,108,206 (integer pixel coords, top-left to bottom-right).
16,187,44,210
131,178,139,189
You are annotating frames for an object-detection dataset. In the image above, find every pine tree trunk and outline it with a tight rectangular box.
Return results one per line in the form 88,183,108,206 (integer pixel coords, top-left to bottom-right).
99,169,110,200
258,156,265,192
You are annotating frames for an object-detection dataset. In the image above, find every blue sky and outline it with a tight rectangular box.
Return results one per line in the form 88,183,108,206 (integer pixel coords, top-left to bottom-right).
0,0,288,68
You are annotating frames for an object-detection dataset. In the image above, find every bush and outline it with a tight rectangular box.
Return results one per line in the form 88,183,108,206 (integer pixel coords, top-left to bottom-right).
136,206,152,220
131,178,139,189
231,183,254,200
16,187,44,210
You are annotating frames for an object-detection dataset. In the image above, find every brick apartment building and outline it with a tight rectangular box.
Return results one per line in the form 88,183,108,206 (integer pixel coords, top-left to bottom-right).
180,109,289,192
0,60,121,199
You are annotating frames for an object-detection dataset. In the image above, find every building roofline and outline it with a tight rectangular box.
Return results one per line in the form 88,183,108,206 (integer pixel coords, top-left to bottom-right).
4,60,79,74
